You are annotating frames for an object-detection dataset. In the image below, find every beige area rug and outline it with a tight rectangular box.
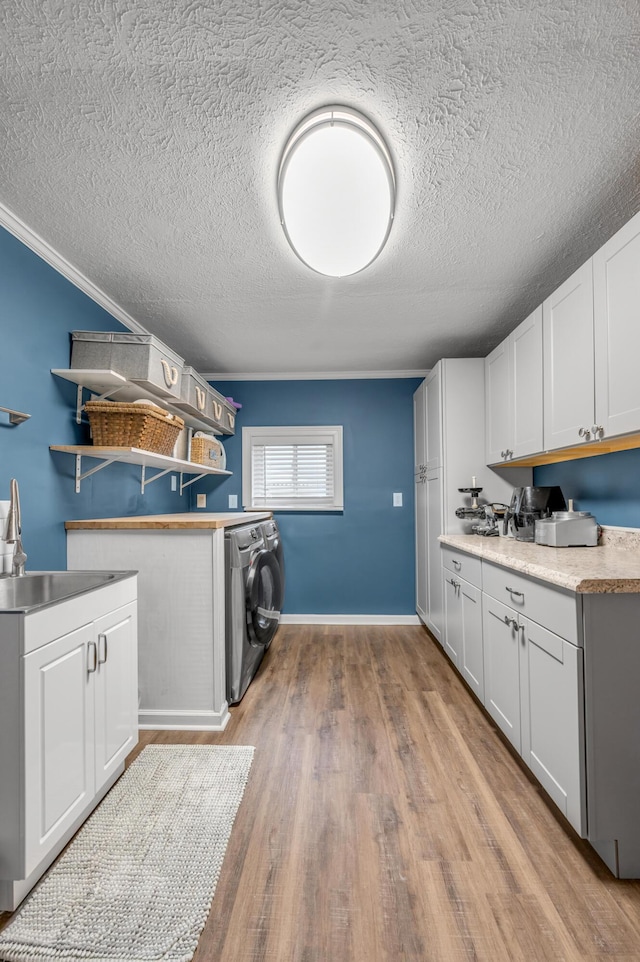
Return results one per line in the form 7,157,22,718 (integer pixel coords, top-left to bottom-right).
0,744,254,962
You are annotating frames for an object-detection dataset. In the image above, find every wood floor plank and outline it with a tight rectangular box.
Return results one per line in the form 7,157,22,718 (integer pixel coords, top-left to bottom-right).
4,624,640,961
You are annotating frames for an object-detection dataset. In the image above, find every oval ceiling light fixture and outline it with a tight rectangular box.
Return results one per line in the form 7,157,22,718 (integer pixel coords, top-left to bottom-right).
277,106,396,277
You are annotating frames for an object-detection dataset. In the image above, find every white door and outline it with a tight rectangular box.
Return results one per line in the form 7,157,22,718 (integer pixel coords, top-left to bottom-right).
425,365,442,472
458,579,484,701
426,468,443,644
94,602,138,791
414,382,428,623
520,619,586,836
511,306,544,458
23,625,95,877
485,338,511,464
543,260,595,451
482,595,521,751
594,211,640,438
443,571,461,666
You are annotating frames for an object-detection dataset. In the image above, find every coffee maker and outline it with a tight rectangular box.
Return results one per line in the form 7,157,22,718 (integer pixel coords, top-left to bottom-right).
504,486,567,541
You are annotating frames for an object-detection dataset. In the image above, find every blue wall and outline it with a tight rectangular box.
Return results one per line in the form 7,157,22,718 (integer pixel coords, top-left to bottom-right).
0,226,186,570
535,449,640,528
197,378,422,615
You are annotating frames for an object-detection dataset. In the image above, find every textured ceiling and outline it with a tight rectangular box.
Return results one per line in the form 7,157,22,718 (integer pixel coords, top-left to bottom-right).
1,0,639,375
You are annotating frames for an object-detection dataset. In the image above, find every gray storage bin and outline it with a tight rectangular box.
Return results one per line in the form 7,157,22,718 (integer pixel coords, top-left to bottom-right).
178,366,236,435
71,331,184,400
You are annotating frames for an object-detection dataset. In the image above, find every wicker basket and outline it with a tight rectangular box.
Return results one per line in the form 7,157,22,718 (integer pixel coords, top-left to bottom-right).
190,435,225,469
84,400,184,456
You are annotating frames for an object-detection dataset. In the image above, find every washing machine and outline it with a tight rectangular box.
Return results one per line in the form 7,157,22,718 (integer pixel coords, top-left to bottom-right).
225,520,285,704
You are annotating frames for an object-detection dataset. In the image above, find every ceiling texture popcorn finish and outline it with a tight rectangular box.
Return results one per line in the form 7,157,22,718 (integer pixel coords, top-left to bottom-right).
1,0,639,376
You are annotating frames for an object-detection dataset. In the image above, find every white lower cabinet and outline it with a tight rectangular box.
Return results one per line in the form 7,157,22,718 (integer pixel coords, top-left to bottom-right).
0,578,137,911
442,547,484,700
481,592,585,835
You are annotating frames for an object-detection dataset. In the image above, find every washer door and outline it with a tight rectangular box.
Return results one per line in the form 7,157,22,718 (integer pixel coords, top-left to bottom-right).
246,549,283,646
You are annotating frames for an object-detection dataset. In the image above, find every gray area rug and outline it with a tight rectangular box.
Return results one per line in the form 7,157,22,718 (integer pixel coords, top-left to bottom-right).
0,744,254,962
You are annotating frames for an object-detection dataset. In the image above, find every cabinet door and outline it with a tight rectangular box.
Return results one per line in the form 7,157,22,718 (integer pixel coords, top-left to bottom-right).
543,260,595,451
425,365,442,471
482,595,521,751
414,383,428,623
511,306,543,458
426,468,443,644
594,211,640,438
485,338,512,464
415,470,428,624
443,571,461,666
23,624,95,877
413,380,427,476
520,619,586,836
93,602,138,791
458,579,484,701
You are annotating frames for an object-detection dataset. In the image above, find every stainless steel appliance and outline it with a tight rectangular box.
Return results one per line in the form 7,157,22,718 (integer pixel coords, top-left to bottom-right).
225,520,285,704
504,486,567,541
535,500,599,546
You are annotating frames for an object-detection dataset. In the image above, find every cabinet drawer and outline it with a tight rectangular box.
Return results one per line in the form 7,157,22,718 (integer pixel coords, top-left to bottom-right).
442,546,482,589
482,561,579,644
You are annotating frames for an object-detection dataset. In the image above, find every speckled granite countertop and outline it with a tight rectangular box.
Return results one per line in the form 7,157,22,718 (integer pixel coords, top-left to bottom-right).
439,530,640,593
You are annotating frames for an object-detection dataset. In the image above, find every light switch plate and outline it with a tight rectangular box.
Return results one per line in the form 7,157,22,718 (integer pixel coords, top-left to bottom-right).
170,475,177,492
196,493,207,509
229,494,238,509
393,492,403,507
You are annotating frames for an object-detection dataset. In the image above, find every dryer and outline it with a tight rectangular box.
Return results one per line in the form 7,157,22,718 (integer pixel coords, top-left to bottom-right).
225,520,284,704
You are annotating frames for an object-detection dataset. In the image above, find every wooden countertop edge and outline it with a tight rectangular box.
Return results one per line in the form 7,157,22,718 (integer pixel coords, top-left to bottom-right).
65,512,272,531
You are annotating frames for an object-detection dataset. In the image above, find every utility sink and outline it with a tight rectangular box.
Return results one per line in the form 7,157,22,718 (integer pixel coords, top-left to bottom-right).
0,570,134,612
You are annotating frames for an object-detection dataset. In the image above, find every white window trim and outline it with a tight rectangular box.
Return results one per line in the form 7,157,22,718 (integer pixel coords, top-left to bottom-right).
242,425,344,511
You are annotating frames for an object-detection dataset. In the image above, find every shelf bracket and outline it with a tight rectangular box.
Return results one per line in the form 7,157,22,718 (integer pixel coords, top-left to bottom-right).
75,454,117,494
140,465,172,494
179,472,209,496
0,406,31,426
75,383,131,424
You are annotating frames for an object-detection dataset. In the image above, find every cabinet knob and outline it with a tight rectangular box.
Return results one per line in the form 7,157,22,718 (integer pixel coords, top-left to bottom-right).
578,427,591,440
591,425,604,440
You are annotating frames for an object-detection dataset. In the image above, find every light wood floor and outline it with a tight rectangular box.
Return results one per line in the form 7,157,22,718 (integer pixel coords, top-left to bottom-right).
4,624,640,959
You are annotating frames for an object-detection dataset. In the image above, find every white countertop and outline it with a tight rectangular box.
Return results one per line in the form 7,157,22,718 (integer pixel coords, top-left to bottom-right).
439,533,640,593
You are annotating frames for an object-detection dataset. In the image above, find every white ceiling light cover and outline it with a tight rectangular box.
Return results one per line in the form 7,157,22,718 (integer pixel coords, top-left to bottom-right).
277,106,396,277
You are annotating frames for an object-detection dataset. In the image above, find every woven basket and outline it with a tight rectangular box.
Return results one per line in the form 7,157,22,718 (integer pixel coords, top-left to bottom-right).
84,400,184,456
190,435,224,468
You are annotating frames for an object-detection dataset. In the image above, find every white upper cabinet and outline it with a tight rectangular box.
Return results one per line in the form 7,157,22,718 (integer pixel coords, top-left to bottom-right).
543,260,595,451
485,307,543,464
511,307,544,458
485,338,511,464
594,211,640,438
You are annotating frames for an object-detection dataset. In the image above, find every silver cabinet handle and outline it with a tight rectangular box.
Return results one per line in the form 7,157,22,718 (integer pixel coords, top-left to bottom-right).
98,633,108,665
503,615,517,629
87,641,97,674
591,425,604,440
447,577,460,588
578,426,591,440
505,586,523,597
452,559,461,569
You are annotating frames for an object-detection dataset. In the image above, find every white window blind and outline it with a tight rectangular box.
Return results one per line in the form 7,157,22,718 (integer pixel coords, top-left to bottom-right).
242,426,343,511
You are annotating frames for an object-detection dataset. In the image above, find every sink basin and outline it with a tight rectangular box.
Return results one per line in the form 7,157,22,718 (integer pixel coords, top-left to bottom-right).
0,571,133,612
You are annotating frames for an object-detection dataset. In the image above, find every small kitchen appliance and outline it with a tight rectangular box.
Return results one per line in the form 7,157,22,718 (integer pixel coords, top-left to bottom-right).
535,499,599,547
504,486,567,542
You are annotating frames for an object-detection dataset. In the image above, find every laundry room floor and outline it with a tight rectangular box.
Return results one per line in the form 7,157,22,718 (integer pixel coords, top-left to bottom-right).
5,625,640,960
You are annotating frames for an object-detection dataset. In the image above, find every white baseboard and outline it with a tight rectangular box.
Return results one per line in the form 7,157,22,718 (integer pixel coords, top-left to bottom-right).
138,707,230,731
280,614,421,626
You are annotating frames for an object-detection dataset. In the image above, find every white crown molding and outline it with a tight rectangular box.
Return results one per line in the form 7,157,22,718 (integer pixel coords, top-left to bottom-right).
280,614,421,625
0,200,147,335
203,370,429,381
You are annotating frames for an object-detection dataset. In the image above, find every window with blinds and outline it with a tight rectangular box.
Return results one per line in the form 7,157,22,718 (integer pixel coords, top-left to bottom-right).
242,426,344,511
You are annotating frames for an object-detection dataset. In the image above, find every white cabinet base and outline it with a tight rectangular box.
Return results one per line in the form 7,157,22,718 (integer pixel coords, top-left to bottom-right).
138,708,230,731
0,765,123,913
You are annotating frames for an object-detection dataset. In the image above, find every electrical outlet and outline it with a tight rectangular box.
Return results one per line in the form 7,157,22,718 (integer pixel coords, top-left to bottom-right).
196,493,207,509
393,492,403,507
228,494,238,509
170,475,177,492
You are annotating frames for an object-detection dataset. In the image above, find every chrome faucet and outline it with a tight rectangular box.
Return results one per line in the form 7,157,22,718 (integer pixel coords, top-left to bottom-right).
5,478,27,576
